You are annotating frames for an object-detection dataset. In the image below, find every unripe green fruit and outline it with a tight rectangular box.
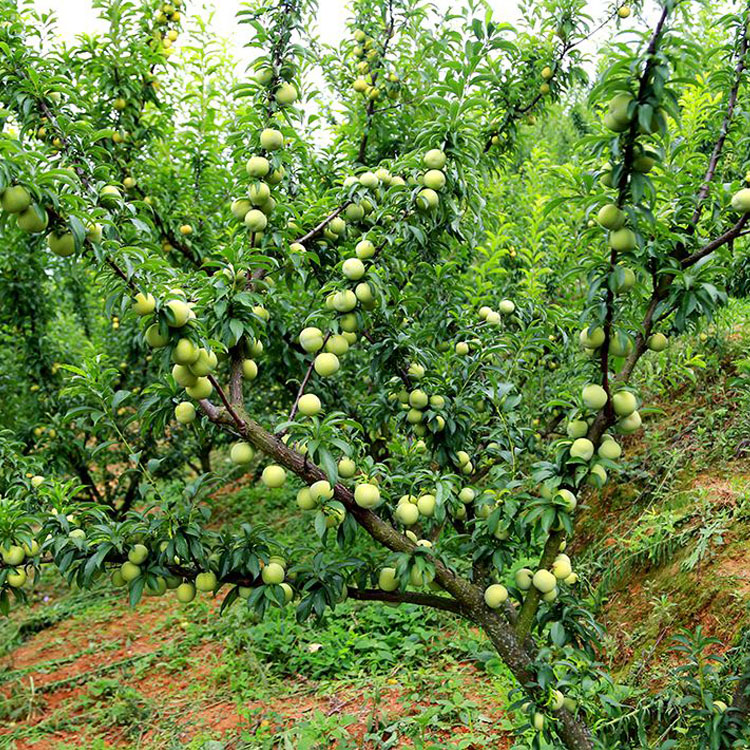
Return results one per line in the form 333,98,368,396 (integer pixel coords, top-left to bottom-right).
231,442,254,465
358,171,379,188
647,332,668,352
557,489,577,512
333,289,357,312
100,185,122,207
238,358,257,381
1,185,31,213
246,156,270,177
190,348,217,377
231,199,251,220
309,480,333,503
354,482,381,508
46,231,75,257
455,341,469,355
552,554,572,580
166,299,191,328
323,335,347,356
275,82,297,105
17,205,49,233
111,570,126,587
423,169,446,190
345,203,364,221
498,299,515,315
582,384,608,410
145,324,169,348
483,583,508,608
378,567,398,592
195,571,217,592
417,494,436,517
609,333,633,357
567,420,588,439
355,239,376,259
588,463,608,485
260,128,283,150
515,568,533,590
609,227,636,252
533,569,557,593
255,66,273,85
423,149,446,169
314,352,340,376
298,393,322,416
338,457,356,478
69,529,86,540
262,561,285,584
172,364,197,388
172,338,199,365
406,408,423,424
296,487,316,510
244,209,267,232
342,257,365,280
86,223,103,243
1,544,25,565
133,292,156,315
176,581,196,603
128,543,149,565
612,390,637,416
409,389,428,409
580,326,605,349
7,569,27,588
248,181,271,205
416,188,439,211
607,92,633,129
456,450,470,466
617,410,642,433
633,150,656,173
186,377,212,400
597,203,625,230
395,502,419,525
120,561,141,582
570,438,595,461
299,327,324,352
174,402,196,424
261,464,286,488
731,188,750,212
533,712,545,731
614,266,636,293
598,439,622,460
340,313,358,333
458,487,475,503
23,539,40,556
355,282,374,306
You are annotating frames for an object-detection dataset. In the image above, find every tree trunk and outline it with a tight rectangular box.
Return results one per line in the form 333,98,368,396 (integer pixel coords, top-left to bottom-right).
218,408,595,750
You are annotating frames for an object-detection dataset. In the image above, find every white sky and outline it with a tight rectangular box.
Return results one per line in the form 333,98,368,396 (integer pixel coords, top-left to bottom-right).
33,0,615,63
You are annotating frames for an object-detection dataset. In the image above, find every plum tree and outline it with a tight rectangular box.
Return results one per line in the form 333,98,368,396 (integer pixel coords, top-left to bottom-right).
1,0,750,748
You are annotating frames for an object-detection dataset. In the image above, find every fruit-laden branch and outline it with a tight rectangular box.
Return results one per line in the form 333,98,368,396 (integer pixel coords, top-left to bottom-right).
687,14,750,230
294,203,350,246
286,332,331,424
606,11,750,392
680,213,750,267
194,399,594,749
514,529,565,641
483,3,631,152
356,0,396,164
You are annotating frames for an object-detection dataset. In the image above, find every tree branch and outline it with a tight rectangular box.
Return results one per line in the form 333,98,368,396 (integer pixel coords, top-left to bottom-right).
347,586,464,614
